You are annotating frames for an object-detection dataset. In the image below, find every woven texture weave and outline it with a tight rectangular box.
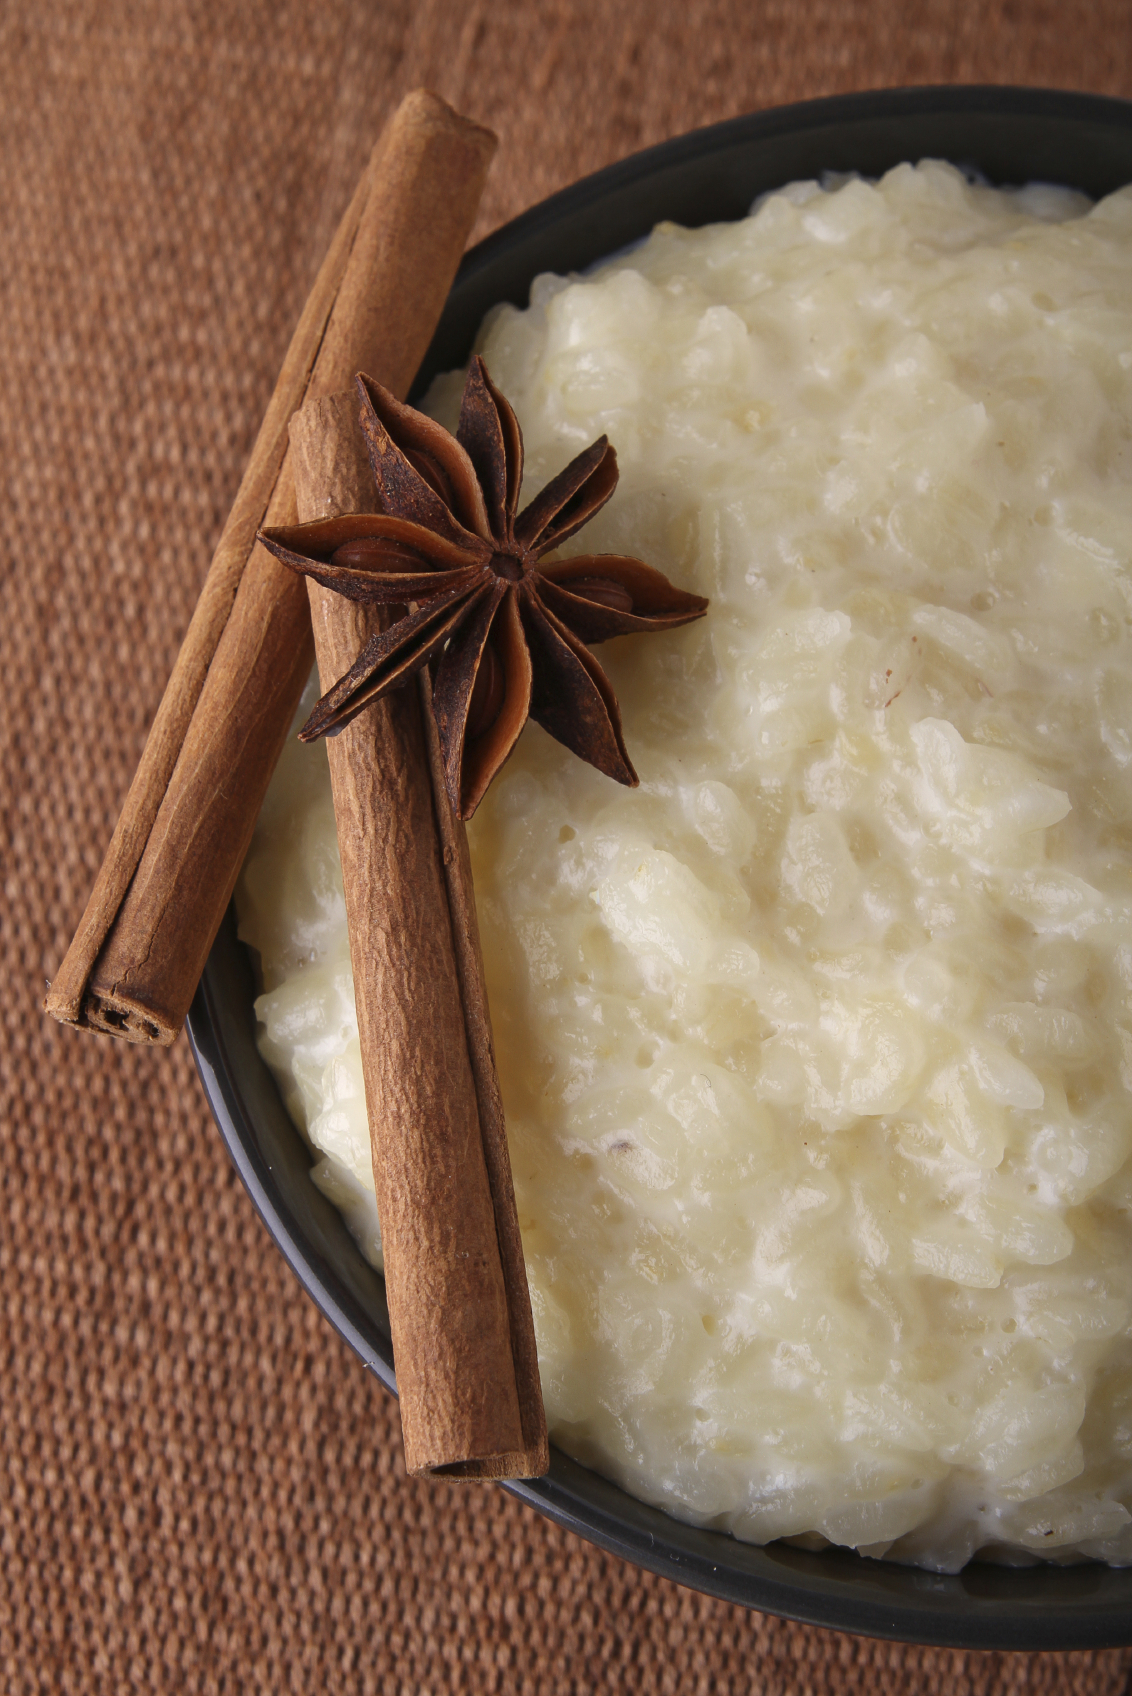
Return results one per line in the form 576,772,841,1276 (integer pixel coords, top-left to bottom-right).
4,3,1132,1691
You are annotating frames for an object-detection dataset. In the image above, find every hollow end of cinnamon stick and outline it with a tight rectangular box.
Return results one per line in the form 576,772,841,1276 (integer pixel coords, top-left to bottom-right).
79,988,176,1047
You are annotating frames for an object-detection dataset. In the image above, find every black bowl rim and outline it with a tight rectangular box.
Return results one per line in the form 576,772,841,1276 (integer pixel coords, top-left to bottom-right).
410,82,1132,396
189,83,1132,1652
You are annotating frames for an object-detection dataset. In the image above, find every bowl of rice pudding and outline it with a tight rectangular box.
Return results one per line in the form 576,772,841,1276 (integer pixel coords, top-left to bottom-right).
189,87,1132,1647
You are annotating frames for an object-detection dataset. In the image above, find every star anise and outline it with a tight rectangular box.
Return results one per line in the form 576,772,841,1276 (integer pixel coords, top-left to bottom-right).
259,358,708,819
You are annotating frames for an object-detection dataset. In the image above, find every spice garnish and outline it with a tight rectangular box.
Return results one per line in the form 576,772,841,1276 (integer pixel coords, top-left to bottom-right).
259,358,708,818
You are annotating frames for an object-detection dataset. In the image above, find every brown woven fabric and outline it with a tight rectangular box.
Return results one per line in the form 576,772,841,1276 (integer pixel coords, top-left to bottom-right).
4,3,1132,1691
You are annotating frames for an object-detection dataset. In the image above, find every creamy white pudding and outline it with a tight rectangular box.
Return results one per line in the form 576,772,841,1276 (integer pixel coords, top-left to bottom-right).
236,162,1132,1571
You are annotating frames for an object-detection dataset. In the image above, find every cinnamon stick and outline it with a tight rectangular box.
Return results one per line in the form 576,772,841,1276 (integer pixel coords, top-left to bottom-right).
290,390,548,1478
46,90,496,1045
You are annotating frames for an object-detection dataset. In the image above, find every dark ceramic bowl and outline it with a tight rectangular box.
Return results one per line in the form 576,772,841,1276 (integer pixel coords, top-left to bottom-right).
188,86,1132,1650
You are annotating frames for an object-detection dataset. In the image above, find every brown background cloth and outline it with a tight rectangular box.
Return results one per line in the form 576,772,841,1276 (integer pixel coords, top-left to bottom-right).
4,2,1132,1691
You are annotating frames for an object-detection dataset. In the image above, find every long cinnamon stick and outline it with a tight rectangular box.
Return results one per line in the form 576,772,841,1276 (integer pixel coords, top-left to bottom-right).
46,90,496,1045
290,390,548,1478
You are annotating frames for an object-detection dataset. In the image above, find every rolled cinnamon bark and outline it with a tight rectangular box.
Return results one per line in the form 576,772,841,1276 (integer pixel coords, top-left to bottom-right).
46,90,496,1045
290,390,548,1478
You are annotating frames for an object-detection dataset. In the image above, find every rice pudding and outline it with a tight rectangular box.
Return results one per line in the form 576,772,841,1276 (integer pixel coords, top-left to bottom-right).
236,161,1132,1571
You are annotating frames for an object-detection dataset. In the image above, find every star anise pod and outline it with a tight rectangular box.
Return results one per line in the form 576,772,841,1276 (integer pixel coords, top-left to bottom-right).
259,357,708,819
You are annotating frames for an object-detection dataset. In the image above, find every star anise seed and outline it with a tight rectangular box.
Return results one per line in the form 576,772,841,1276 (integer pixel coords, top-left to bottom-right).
258,357,708,819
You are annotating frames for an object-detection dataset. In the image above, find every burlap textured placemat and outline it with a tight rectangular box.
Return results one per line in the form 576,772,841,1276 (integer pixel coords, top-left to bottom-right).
4,4,1132,1692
